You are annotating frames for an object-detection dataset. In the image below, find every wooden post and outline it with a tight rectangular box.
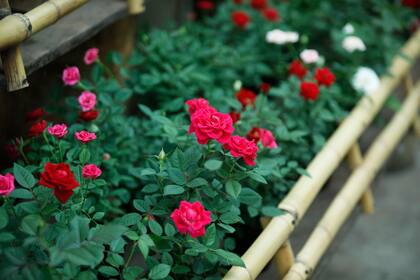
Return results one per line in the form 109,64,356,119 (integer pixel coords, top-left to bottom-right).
0,0,28,91
404,74,420,137
127,0,145,15
260,217,295,278
347,144,374,214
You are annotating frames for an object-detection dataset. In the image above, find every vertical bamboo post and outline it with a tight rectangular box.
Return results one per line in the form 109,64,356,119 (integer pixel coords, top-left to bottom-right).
347,144,374,214
403,73,420,137
127,0,145,15
0,0,28,91
260,217,295,278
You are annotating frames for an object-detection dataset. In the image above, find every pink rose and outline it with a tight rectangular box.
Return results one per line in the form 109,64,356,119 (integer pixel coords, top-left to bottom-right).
0,173,15,196
62,66,80,86
259,128,278,149
170,201,212,238
84,48,99,65
48,124,68,139
189,107,234,145
299,49,320,64
78,91,97,112
224,135,258,166
185,98,211,115
82,164,102,179
75,130,96,144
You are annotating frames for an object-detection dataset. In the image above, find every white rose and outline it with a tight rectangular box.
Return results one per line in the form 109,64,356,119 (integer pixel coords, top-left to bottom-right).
266,29,299,45
343,23,354,34
342,36,366,53
300,49,320,64
352,67,380,95
233,80,242,91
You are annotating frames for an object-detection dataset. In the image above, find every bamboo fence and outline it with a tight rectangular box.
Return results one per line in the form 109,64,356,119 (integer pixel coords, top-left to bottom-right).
224,29,420,280
284,81,420,280
0,0,145,91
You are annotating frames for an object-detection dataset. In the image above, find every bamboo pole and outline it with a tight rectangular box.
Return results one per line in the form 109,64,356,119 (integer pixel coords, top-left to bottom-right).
223,30,420,280
260,217,295,278
283,82,420,280
347,144,374,214
404,74,420,137
0,0,88,51
0,0,28,91
127,0,145,15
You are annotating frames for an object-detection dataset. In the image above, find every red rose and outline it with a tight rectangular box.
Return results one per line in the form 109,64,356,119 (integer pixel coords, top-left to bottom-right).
251,0,267,10
189,107,234,144
26,107,44,121
402,0,420,8
170,201,212,238
229,111,241,124
315,67,335,87
197,0,215,10
224,135,259,166
79,110,99,121
39,162,80,203
185,98,211,115
262,7,280,22
236,88,257,107
28,120,47,137
231,11,250,28
260,82,271,94
289,59,307,79
300,82,320,101
82,164,102,179
247,127,261,142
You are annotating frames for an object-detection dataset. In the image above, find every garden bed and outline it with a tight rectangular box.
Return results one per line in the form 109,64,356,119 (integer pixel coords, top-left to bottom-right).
0,1,419,280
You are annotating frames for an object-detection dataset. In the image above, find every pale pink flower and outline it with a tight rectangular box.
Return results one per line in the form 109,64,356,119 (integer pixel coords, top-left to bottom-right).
78,91,97,112
48,124,68,139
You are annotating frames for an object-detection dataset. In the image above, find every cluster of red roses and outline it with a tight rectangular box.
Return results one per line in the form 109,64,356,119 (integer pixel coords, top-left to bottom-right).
186,97,277,166
232,0,280,28
288,59,336,101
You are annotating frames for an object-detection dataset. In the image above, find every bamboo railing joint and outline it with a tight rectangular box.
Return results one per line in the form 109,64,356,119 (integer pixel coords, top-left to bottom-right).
279,205,299,225
295,259,313,277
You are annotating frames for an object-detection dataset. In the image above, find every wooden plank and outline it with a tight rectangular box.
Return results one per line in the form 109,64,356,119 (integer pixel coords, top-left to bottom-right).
0,0,127,90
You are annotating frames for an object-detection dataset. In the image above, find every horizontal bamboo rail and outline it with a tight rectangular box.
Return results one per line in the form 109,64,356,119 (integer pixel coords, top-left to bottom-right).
284,81,420,280
0,0,89,51
224,29,420,280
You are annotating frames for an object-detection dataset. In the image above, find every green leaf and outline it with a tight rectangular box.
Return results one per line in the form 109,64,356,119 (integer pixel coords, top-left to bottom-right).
238,188,262,206
214,249,245,267
0,207,9,230
261,206,284,217
148,263,171,280
202,224,216,246
187,177,208,188
225,180,241,198
123,266,144,280
163,185,185,196
0,232,15,242
90,224,127,243
13,164,36,189
220,212,242,224
249,172,267,184
148,220,163,236
79,148,91,163
164,223,176,237
167,168,186,185
9,189,33,199
98,266,119,277
20,215,43,235
204,159,223,171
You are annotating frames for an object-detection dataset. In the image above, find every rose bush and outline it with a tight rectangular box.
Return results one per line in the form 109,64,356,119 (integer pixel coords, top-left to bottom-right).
1,0,417,279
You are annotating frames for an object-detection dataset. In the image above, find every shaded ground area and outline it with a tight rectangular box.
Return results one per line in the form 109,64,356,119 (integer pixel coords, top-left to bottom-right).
259,137,420,280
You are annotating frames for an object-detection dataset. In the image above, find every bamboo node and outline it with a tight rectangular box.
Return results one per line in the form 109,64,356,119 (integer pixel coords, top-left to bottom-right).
295,259,313,277
279,205,299,225
13,13,32,36
48,0,63,19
